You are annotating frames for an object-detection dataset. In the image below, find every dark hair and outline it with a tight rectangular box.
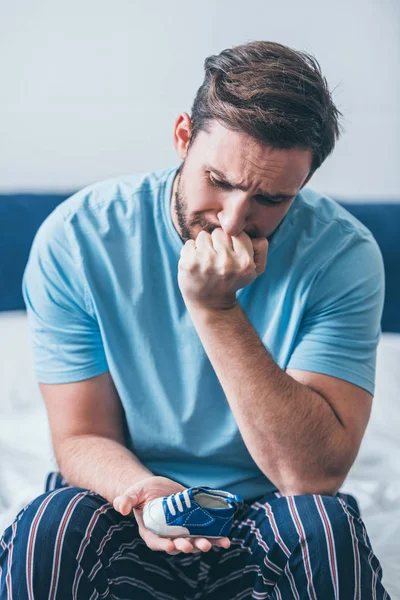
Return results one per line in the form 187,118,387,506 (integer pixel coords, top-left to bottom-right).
188,41,343,174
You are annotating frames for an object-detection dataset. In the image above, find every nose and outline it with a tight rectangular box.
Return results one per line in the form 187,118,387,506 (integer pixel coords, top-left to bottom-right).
217,194,251,238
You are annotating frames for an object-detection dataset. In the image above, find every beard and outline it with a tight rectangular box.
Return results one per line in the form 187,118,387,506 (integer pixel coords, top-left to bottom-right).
172,161,283,243
173,162,220,243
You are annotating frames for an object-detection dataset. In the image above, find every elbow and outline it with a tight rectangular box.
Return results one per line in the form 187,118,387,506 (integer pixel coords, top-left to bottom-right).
275,471,347,497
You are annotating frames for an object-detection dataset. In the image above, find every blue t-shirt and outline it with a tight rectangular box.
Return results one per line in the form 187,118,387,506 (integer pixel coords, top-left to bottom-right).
22,164,385,501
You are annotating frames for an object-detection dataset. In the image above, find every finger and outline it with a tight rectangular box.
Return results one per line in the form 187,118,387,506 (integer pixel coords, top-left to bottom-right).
173,538,196,553
180,239,196,258
178,239,197,272
230,232,255,262
133,508,176,553
193,538,212,552
113,493,136,515
194,230,215,252
213,537,231,549
250,237,268,275
210,228,235,255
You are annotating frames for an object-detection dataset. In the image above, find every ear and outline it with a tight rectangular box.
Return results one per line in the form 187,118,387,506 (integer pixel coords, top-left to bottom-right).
173,112,193,160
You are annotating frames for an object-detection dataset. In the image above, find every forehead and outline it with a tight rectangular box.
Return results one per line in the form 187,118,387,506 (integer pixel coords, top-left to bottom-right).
195,120,312,192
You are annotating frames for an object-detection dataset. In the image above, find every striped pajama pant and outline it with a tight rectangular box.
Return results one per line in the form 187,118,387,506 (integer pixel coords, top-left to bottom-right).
0,471,391,599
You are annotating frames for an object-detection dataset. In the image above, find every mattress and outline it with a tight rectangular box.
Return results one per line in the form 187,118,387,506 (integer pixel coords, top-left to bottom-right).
0,310,399,597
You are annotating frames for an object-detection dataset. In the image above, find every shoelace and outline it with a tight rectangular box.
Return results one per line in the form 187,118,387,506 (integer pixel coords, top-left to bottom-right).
166,490,192,516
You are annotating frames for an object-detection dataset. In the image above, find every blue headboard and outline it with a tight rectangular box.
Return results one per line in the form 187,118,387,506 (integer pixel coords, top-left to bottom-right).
1,194,399,333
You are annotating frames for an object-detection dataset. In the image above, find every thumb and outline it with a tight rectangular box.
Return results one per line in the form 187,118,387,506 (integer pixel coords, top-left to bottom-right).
113,489,140,515
251,237,268,275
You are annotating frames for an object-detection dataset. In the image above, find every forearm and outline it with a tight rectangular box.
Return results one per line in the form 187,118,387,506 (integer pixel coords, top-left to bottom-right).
56,434,154,504
186,302,349,495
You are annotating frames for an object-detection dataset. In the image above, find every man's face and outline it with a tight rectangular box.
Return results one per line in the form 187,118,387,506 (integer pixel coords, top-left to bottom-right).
171,119,313,244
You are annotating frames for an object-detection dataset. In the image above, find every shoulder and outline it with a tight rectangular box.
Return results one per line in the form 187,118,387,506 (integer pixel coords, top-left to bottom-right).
33,165,175,247
56,166,173,221
292,188,384,306
295,187,375,240
292,187,383,267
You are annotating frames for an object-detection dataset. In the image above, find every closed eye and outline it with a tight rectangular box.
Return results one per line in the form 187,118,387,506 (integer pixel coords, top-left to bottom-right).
208,174,284,206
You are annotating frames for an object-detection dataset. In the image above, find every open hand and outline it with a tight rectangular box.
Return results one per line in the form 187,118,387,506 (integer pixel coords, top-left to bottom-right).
113,476,232,555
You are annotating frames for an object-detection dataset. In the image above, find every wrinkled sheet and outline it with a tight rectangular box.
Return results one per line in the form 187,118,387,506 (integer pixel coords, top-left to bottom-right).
0,311,399,597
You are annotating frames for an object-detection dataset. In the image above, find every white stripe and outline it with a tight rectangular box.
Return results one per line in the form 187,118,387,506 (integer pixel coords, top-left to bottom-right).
88,521,137,581
313,495,340,599
233,518,283,576
258,502,291,557
362,527,378,600
6,522,17,600
71,502,114,599
25,488,66,600
201,563,274,597
337,497,361,599
258,501,300,599
286,496,317,600
283,560,301,600
107,575,180,600
48,491,96,600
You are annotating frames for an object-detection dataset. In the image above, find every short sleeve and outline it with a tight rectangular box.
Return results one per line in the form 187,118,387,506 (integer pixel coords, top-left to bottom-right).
286,233,385,396
22,207,109,384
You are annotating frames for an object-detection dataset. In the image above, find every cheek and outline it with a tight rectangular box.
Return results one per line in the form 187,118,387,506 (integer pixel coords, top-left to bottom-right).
188,179,219,212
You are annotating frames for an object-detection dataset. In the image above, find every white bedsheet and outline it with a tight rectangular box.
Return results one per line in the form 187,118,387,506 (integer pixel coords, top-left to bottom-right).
0,311,399,597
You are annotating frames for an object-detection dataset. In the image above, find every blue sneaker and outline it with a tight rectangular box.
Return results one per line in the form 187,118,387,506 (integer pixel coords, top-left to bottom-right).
142,485,244,538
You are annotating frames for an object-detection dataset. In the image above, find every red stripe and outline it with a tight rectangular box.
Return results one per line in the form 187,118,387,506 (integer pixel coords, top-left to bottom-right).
363,527,377,600
338,497,361,599
260,501,300,599
287,496,317,600
6,522,17,600
232,521,282,577
72,504,113,598
261,502,291,558
26,489,66,599
48,492,88,600
314,495,339,598
240,518,283,576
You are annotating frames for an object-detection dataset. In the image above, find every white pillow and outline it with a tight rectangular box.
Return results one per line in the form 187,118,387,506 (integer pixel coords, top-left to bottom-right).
349,333,400,473
0,311,55,519
340,333,400,516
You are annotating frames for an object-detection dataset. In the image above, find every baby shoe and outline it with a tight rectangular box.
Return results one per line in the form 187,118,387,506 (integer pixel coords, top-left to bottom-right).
142,485,244,538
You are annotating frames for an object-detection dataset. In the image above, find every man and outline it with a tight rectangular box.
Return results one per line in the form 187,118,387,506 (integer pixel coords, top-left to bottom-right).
0,41,391,599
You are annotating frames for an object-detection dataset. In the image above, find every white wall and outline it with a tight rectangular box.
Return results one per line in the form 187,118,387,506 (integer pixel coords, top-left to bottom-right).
0,0,399,199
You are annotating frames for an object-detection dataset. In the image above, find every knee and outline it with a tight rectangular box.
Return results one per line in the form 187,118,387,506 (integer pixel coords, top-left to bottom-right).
260,493,356,550
2,487,108,559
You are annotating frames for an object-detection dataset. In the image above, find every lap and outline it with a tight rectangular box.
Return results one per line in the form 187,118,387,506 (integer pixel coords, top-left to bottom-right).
0,484,199,599
202,490,387,599
1,474,387,600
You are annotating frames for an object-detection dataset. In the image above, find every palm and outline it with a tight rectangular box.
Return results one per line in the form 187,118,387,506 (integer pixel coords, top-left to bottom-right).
115,476,232,555
125,476,187,510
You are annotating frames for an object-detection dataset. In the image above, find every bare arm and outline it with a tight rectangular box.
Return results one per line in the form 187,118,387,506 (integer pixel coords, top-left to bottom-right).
40,371,154,505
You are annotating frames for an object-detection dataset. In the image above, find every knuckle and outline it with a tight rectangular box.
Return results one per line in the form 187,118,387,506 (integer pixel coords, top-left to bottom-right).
202,260,214,274
241,258,253,271
217,261,234,278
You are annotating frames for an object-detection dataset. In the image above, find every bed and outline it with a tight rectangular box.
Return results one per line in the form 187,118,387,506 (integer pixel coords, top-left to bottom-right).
0,193,399,598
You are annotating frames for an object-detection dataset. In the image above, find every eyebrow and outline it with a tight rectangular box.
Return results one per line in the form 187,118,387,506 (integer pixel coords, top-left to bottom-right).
205,164,295,201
